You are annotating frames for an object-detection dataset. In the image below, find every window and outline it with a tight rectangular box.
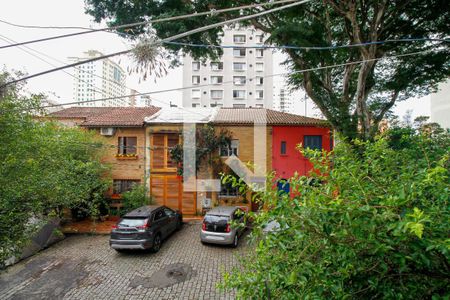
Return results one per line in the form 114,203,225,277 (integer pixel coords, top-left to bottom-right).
256,34,264,43
113,180,139,194
233,62,246,71
281,141,287,155
210,90,223,99
219,181,239,197
256,90,264,99
210,62,223,71
191,89,201,98
233,104,246,108
233,76,246,85
233,34,246,43
151,133,179,169
192,75,200,85
118,137,137,154
233,48,246,57
153,210,166,221
255,77,264,85
192,103,200,108
233,90,246,99
256,63,264,72
304,135,323,150
192,61,200,71
210,76,223,84
210,103,223,108
255,104,264,108
220,140,239,157
256,49,264,57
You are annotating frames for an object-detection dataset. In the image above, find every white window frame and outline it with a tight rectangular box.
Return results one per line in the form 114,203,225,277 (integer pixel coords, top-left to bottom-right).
192,61,200,71
233,62,246,71
233,34,246,44
255,104,264,108
256,90,264,100
210,62,224,71
210,76,223,85
256,49,264,58
255,77,264,85
233,76,246,85
256,35,264,44
233,90,246,100
191,89,201,99
192,103,201,108
233,48,246,57
255,62,264,72
232,104,246,108
210,89,224,99
192,75,200,85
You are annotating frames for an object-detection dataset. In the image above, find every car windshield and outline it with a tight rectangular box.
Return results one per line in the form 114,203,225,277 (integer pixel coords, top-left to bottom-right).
119,218,147,227
204,215,229,224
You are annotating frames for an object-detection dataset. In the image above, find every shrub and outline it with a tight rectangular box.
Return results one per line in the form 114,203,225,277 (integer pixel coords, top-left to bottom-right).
121,184,154,214
221,126,449,299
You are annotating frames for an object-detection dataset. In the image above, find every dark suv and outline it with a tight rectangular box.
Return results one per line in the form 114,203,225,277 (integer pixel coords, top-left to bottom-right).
110,205,182,252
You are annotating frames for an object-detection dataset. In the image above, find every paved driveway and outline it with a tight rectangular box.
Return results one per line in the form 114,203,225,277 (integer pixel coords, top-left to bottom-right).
0,223,246,299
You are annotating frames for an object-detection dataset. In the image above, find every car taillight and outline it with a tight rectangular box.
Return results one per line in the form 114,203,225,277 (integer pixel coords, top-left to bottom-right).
136,224,149,229
226,224,231,233
202,222,206,230
112,225,118,229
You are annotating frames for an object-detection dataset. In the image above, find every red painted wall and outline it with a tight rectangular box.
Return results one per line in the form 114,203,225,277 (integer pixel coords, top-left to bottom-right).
272,126,332,179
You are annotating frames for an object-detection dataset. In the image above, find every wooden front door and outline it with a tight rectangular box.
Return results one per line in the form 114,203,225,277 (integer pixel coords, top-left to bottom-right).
150,175,196,215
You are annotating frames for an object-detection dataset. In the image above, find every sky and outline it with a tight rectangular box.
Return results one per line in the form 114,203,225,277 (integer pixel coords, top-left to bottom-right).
0,0,432,118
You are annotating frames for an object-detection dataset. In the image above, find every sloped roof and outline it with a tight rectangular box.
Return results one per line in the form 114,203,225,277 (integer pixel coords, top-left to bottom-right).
50,107,160,127
145,107,219,124
214,108,328,126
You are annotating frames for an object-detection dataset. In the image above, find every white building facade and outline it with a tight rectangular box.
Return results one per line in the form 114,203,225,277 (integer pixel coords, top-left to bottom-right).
273,87,295,113
69,50,128,107
430,80,450,129
182,26,273,109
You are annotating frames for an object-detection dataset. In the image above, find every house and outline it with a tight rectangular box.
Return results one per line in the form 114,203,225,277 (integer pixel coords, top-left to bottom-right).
50,106,330,215
49,107,160,211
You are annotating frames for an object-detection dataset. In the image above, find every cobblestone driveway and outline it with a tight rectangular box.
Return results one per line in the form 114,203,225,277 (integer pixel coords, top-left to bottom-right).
0,223,246,299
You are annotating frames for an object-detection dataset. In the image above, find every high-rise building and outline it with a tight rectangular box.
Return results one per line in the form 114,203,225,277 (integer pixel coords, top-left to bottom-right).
274,88,294,113
69,50,128,107
182,25,273,109
430,80,450,129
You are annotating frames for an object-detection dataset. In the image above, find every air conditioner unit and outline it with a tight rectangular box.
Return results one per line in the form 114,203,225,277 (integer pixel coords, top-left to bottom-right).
100,127,115,136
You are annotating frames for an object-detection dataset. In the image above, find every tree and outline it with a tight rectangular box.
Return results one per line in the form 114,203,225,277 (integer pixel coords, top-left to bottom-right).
85,0,450,140
0,71,111,264
220,124,449,298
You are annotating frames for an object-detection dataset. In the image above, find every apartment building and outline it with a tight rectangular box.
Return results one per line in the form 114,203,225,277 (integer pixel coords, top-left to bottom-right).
430,80,450,129
274,88,295,113
182,26,273,109
68,50,128,107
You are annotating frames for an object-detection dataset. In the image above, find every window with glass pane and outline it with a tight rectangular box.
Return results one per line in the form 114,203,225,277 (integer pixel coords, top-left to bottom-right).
233,76,246,85
192,89,201,98
167,134,179,168
255,104,264,108
233,62,246,71
256,49,264,57
304,135,323,150
192,75,200,84
233,104,246,108
210,76,223,84
233,34,246,43
192,61,200,71
256,35,264,43
192,103,200,108
233,90,246,99
210,103,223,108
118,137,137,154
256,63,264,71
256,90,264,99
211,90,223,99
219,181,239,197
281,141,287,155
210,62,223,71
233,48,246,57
256,77,263,85
220,139,239,157
113,180,139,194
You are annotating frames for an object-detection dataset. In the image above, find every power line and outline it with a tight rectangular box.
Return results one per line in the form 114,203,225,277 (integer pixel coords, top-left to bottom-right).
0,19,94,30
164,38,450,50
0,0,301,50
33,48,443,111
0,0,311,89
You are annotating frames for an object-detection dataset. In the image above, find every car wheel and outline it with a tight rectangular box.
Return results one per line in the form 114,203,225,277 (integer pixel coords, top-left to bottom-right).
115,249,126,253
152,234,162,253
231,234,238,248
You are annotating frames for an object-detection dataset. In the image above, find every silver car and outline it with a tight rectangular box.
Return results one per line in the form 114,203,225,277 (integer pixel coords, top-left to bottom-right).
200,206,246,247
